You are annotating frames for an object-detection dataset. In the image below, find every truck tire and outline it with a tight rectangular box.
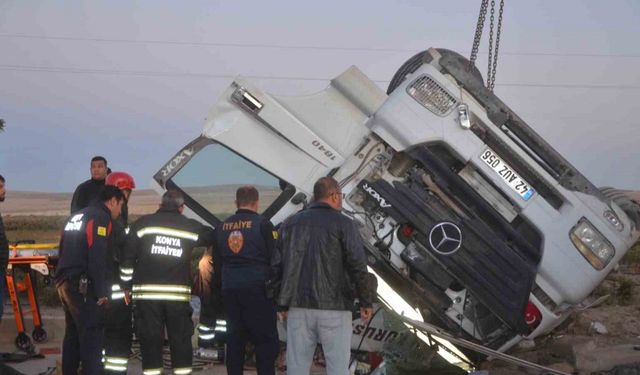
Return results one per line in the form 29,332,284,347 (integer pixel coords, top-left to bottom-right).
387,51,432,94
387,49,484,95
600,187,640,226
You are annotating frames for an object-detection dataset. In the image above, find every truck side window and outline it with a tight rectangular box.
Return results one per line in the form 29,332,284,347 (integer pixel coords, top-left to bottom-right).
170,144,288,221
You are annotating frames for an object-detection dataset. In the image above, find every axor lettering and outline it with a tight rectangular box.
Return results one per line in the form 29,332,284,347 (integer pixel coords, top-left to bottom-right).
161,148,194,177
362,183,392,208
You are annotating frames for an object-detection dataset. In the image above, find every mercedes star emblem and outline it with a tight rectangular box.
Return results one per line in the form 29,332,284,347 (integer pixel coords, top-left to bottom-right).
428,222,463,255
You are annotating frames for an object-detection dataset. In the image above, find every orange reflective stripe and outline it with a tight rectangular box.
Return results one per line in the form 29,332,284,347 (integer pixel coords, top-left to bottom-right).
86,219,95,248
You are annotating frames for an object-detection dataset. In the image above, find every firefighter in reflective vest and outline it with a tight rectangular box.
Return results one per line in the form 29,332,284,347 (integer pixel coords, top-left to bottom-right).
55,186,125,375
103,172,136,373
195,247,227,353
214,186,279,375
120,190,214,375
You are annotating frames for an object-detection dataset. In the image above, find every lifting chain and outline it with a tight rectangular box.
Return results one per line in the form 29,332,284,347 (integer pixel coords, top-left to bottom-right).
487,0,505,91
469,0,489,70
469,0,505,92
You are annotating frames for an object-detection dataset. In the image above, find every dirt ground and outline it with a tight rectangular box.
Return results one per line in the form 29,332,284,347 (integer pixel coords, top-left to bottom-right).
484,271,640,374
566,273,640,344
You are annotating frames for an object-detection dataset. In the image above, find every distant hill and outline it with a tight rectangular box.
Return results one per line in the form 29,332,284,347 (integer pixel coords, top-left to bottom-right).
0,189,162,216
0,185,282,216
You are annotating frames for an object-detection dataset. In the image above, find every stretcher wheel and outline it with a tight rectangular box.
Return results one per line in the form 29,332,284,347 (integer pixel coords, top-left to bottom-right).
32,327,48,343
15,333,32,351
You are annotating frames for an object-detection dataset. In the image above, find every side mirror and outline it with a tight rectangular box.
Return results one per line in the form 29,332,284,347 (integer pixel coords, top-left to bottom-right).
291,192,307,207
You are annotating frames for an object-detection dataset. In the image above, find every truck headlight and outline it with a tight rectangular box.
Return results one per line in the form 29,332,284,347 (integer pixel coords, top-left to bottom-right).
569,218,615,270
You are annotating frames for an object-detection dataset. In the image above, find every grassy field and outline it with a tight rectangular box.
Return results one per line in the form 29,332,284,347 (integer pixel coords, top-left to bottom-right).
4,215,66,244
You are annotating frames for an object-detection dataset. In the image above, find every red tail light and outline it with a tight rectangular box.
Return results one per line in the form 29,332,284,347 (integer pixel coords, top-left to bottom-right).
524,301,542,331
400,225,414,237
368,353,383,370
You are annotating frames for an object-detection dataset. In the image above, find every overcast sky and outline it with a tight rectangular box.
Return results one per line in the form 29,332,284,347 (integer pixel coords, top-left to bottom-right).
0,0,639,193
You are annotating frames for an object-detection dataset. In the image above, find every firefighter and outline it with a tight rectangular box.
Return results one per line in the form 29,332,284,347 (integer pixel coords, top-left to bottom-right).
215,186,279,375
121,190,214,375
55,185,125,375
194,247,227,353
103,171,136,374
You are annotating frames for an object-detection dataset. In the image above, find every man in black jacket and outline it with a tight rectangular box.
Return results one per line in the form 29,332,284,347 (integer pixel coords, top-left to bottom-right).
70,156,108,213
121,190,214,375
0,175,8,325
56,185,125,375
272,176,375,375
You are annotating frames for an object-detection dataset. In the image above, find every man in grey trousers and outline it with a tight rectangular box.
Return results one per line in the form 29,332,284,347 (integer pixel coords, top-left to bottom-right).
271,176,375,375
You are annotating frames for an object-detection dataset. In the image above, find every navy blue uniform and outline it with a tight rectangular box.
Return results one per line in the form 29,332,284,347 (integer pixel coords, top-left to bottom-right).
56,202,113,375
215,209,279,375
103,209,132,374
121,207,215,375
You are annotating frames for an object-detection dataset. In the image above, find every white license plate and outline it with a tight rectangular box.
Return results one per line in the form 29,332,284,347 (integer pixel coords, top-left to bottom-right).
479,148,535,201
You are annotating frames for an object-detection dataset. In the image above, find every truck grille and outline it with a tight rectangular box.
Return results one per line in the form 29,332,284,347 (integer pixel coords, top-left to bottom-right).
407,75,458,116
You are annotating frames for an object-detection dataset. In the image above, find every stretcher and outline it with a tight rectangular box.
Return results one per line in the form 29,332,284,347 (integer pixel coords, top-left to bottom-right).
5,241,59,351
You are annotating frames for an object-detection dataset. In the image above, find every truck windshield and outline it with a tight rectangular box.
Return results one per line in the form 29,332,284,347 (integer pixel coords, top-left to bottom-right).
170,143,287,221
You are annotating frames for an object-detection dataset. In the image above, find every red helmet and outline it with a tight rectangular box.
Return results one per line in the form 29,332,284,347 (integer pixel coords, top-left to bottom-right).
106,171,136,191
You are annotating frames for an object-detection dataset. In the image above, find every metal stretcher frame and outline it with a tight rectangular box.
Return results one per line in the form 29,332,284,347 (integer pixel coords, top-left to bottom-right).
5,243,59,351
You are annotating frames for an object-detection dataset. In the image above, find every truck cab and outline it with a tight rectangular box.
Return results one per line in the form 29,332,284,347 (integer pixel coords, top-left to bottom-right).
152,47,640,353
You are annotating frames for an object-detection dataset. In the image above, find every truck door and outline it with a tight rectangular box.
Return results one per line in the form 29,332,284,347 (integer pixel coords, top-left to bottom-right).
152,69,384,226
152,135,296,227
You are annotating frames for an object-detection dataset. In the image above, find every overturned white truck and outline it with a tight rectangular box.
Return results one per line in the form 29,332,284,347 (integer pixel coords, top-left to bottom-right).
153,48,640,355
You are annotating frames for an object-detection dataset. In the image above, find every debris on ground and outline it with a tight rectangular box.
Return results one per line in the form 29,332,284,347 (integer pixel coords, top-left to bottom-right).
589,322,609,335
480,271,640,374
